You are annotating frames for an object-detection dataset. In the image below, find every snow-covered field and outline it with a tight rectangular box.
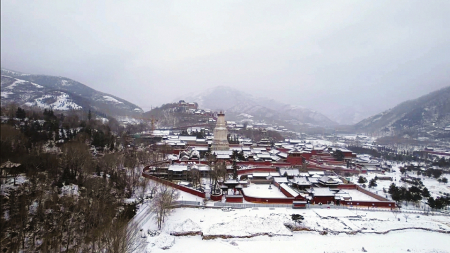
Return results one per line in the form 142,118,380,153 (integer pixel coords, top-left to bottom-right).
134,202,450,253
350,163,450,202
177,189,204,202
166,231,449,253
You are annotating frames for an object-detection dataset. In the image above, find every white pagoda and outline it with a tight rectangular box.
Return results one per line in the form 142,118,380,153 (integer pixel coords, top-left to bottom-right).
211,112,229,151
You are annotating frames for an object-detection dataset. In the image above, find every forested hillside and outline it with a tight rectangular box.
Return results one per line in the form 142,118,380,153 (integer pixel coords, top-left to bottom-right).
0,105,154,252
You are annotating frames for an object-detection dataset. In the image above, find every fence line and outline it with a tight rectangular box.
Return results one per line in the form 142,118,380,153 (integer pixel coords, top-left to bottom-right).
346,206,450,216
172,200,202,207
173,201,450,216
214,202,292,209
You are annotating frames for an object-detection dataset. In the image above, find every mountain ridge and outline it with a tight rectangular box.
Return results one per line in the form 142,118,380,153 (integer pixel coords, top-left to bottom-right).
1,68,143,118
179,86,337,127
354,85,450,135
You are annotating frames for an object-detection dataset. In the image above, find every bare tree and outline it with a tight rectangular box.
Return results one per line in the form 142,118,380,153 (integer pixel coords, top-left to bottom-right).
1,124,28,162
151,183,179,229
150,149,160,162
5,102,18,119
60,141,91,181
124,149,138,170
159,144,173,160
189,168,201,189
137,177,150,200
100,153,123,175
103,219,146,253
210,161,227,195
391,209,399,220
149,180,158,199
403,213,410,222
136,150,151,166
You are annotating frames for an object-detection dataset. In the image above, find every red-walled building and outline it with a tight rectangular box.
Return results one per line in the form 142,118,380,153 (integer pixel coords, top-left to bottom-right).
286,150,311,165
309,188,336,204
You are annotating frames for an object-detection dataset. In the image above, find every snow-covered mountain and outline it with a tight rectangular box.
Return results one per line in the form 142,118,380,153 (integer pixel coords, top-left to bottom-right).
355,86,450,134
181,86,337,127
1,68,143,117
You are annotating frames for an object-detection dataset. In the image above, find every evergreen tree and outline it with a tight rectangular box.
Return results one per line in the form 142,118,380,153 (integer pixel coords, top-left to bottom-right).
428,197,436,209
16,107,26,119
358,176,368,184
422,187,431,198
368,178,377,188
333,150,344,161
110,139,115,152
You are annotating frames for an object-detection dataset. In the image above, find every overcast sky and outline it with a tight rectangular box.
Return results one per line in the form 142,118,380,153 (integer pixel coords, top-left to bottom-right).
2,0,449,120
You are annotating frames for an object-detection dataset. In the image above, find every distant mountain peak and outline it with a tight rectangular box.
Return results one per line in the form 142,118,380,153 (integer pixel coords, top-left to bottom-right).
180,86,337,127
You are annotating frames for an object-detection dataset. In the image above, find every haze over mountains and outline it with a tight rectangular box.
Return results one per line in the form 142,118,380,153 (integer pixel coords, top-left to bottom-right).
1,68,143,118
182,86,337,127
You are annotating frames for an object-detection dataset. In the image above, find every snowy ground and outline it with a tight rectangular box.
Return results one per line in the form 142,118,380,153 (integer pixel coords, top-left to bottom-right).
0,175,27,194
350,163,450,199
242,184,287,198
165,231,449,253
133,201,450,253
177,190,204,202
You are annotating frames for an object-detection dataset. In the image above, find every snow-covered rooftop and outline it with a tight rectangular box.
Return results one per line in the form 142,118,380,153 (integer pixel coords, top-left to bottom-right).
311,187,335,196
280,183,298,197
339,189,379,201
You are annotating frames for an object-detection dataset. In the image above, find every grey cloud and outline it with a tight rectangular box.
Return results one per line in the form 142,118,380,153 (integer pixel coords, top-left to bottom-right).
1,0,449,120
